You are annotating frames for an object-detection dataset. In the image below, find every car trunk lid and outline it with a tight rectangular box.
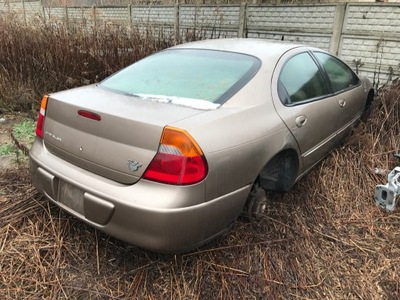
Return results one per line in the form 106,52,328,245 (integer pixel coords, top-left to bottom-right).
42,85,206,184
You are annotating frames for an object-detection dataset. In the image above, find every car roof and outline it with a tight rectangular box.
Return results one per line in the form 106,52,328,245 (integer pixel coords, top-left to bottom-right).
171,38,304,63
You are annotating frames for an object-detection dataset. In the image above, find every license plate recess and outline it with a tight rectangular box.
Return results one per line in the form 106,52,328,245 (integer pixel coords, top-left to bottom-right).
58,181,84,215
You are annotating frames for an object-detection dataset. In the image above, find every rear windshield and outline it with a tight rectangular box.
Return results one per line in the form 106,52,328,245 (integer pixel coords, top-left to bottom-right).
99,49,260,104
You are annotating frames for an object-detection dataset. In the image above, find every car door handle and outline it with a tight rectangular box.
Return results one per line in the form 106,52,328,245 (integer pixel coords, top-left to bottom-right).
295,115,307,128
339,99,346,108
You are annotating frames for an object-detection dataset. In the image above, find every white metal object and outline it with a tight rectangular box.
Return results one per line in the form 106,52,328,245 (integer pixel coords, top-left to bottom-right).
374,166,400,211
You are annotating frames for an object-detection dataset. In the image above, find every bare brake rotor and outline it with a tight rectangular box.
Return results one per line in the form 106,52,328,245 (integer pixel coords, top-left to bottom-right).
243,183,268,220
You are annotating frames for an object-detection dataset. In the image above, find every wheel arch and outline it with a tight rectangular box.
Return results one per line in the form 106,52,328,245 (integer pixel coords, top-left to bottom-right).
258,148,300,192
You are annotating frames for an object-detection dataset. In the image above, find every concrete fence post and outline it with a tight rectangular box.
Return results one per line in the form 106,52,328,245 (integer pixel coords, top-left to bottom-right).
329,3,346,56
238,3,247,38
22,0,27,25
174,4,180,44
65,5,68,27
92,5,96,28
128,4,132,32
39,0,45,22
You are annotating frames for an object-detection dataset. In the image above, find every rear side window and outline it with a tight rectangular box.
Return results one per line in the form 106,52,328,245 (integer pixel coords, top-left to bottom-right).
279,52,328,104
100,49,260,104
313,52,359,93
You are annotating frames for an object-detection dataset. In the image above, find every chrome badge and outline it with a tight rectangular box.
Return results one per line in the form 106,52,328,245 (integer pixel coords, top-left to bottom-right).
127,160,142,172
44,131,62,142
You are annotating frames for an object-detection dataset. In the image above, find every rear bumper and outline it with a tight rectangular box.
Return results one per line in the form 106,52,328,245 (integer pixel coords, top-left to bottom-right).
29,138,250,253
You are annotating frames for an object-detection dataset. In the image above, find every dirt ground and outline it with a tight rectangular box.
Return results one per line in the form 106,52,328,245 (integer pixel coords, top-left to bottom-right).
0,113,32,204
0,116,16,171
1,112,32,154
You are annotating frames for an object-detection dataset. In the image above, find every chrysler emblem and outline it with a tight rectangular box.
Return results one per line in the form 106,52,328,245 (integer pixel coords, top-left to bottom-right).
127,160,142,172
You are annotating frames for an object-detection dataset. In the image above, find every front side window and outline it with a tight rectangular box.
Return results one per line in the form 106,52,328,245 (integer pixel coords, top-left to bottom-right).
100,49,261,105
313,52,359,93
279,52,328,104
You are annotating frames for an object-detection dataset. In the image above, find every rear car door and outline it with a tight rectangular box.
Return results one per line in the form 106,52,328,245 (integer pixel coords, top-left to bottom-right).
312,51,365,140
271,50,343,171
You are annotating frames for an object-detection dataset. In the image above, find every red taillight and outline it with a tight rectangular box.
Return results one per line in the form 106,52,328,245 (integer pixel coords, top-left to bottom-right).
35,95,49,138
143,126,208,185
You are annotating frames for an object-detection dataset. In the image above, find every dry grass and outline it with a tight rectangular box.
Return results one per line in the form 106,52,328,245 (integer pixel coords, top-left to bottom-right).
1,16,400,300
1,84,399,299
0,16,174,112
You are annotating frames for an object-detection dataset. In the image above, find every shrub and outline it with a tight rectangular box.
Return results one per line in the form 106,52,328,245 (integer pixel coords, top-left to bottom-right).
0,16,175,112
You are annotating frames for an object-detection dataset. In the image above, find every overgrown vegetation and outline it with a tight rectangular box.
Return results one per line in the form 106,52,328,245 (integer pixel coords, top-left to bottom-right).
0,118,36,162
0,15,174,112
12,119,36,142
1,16,400,299
0,143,15,156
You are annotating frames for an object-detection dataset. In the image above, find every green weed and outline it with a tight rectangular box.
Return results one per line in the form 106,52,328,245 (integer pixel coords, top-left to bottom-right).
0,144,16,156
12,119,36,145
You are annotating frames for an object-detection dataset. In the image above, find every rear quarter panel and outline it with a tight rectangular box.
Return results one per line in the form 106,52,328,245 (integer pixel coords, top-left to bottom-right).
173,82,300,202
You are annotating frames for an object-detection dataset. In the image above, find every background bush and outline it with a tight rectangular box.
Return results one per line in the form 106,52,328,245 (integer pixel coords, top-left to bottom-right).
0,15,174,112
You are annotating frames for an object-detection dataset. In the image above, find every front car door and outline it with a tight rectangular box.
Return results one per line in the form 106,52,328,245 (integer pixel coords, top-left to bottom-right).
271,50,344,173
